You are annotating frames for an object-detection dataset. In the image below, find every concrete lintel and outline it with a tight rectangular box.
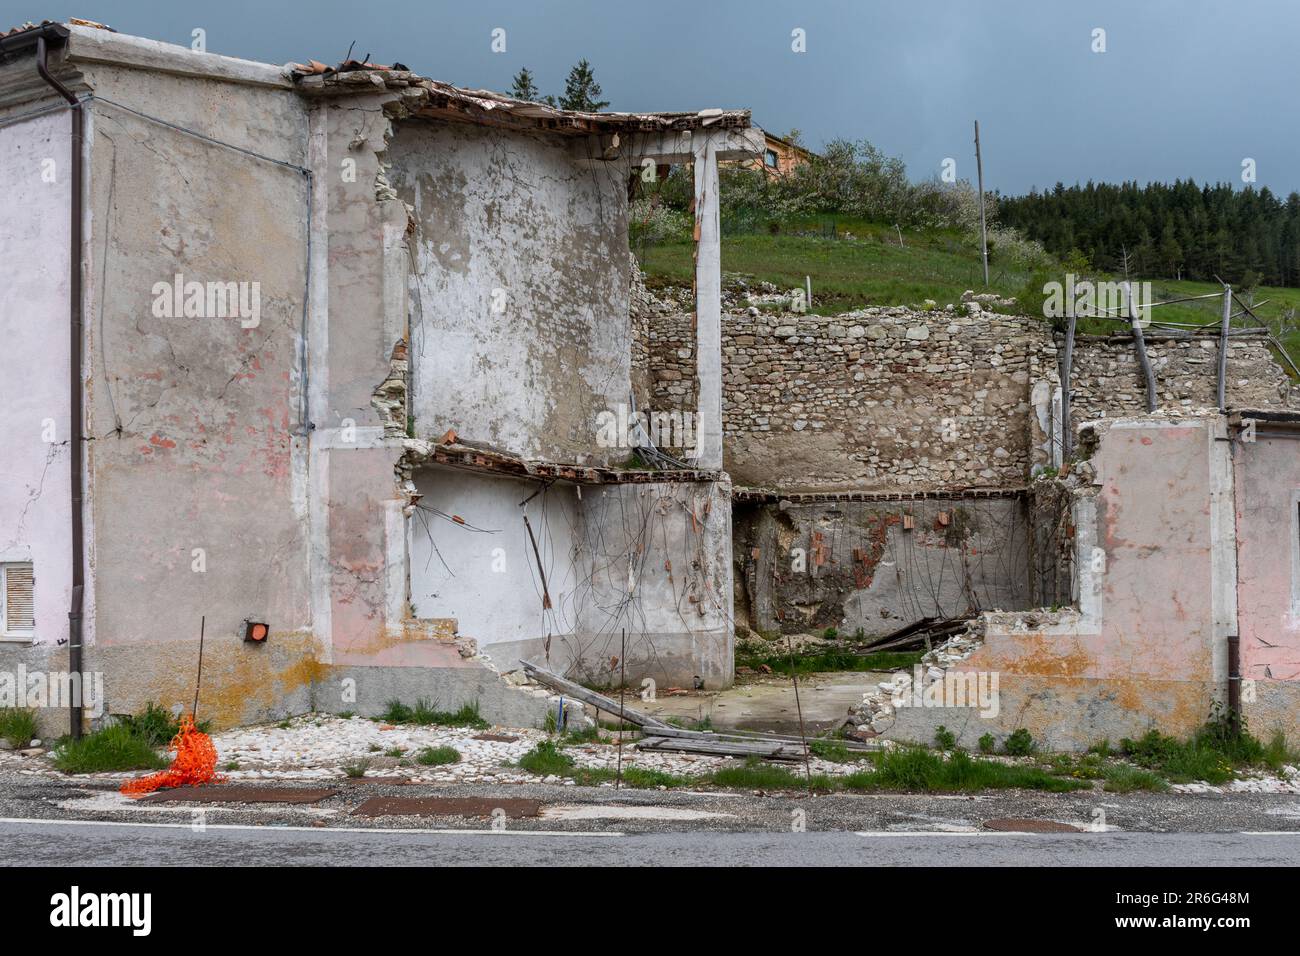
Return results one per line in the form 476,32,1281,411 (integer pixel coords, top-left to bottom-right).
66,24,294,90
692,136,724,471
631,126,763,163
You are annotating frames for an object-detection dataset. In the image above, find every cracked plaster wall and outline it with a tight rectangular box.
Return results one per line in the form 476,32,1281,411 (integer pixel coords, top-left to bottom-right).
388,122,633,465
0,104,75,684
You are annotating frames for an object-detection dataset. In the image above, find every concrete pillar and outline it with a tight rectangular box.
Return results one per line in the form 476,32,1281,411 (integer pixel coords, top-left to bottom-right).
692,136,723,471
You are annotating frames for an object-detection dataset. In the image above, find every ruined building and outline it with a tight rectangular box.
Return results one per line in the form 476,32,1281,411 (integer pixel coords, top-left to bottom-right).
636,280,1300,749
1,22,761,731
4,22,1298,750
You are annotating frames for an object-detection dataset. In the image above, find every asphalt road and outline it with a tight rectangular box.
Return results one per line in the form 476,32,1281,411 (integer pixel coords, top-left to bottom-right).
3,818,1299,866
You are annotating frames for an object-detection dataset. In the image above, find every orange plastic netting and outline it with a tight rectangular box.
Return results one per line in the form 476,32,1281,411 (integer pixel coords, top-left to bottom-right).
120,714,221,796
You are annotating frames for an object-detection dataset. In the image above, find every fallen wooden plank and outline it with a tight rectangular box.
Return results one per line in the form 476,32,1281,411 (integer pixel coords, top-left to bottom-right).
647,723,879,752
637,735,805,760
521,661,668,729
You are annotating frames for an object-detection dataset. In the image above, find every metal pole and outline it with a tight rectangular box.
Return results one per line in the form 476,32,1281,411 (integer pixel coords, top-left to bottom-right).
616,628,625,790
785,634,813,786
1218,285,1232,412
974,120,989,287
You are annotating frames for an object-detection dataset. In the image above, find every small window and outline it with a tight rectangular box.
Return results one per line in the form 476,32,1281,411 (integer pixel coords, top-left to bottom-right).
765,149,779,168
1,562,34,637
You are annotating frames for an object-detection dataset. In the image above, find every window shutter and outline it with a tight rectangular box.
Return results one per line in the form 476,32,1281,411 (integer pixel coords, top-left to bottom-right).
4,564,34,632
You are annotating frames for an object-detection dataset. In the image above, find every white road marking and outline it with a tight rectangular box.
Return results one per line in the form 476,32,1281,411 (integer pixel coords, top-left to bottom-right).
0,817,623,837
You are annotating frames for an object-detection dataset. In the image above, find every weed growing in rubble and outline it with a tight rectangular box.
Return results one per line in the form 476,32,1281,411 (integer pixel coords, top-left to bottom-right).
560,724,602,745
709,758,832,791
1119,708,1297,784
1003,729,1036,756
342,758,372,778
622,767,692,788
119,702,210,747
809,739,855,763
1101,764,1169,793
703,749,1090,794
1042,752,1106,781
864,747,1088,793
978,733,996,754
415,746,461,766
52,723,170,775
516,740,575,776
0,707,38,749
385,747,406,758
380,698,489,730
933,726,957,750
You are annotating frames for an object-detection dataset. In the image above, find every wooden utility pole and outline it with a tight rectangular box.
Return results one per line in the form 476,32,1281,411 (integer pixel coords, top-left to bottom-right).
974,120,989,287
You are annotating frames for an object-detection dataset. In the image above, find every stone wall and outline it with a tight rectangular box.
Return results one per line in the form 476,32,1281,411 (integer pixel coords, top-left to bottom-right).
1068,335,1292,429
633,280,1297,491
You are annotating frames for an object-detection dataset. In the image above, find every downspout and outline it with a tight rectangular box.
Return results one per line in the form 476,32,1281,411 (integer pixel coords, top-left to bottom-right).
34,32,86,740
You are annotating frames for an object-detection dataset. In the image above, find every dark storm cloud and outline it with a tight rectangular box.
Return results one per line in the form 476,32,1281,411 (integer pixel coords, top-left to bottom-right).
6,0,1295,195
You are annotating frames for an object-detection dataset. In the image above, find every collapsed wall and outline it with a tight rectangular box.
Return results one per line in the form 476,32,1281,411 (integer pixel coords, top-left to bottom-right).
734,492,1031,639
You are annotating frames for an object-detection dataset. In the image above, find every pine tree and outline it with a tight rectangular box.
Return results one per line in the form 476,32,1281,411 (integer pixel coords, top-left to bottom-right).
557,59,609,112
509,67,541,102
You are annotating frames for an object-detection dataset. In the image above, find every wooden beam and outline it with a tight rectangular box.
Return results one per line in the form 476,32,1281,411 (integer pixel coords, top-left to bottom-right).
520,662,668,728
629,126,764,163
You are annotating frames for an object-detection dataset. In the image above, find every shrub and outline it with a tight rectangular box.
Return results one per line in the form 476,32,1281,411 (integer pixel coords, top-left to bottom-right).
978,733,996,754
1003,728,1035,756
628,197,692,245
934,726,957,751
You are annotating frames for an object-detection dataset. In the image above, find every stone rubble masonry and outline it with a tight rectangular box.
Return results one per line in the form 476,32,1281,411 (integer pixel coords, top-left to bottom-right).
631,276,1296,491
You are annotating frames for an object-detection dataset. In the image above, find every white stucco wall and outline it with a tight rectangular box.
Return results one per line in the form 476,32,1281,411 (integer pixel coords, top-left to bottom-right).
409,466,584,665
0,107,74,648
388,122,632,466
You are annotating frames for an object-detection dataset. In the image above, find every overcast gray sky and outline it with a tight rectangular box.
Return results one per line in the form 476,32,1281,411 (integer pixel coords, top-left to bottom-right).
6,0,1297,196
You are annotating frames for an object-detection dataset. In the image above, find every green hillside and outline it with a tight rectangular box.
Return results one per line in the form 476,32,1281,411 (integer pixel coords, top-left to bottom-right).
636,218,1300,370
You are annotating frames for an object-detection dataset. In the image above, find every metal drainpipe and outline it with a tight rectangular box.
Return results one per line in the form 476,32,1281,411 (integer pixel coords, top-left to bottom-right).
34,33,86,740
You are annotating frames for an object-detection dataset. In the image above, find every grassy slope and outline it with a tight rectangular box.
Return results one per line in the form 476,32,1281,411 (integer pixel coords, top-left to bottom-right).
636,219,1300,363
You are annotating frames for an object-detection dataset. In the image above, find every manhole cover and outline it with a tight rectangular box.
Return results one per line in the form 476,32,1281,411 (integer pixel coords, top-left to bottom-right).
472,733,520,743
352,796,541,819
983,818,1082,833
141,786,338,804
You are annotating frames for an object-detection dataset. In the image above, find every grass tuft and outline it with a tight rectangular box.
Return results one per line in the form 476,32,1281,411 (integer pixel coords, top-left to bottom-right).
52,722,170,775
342,758,371,778
415,746,461,766
0,708,38,749
516,740,574,776
381,698,490,730
1102,763,1169,793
